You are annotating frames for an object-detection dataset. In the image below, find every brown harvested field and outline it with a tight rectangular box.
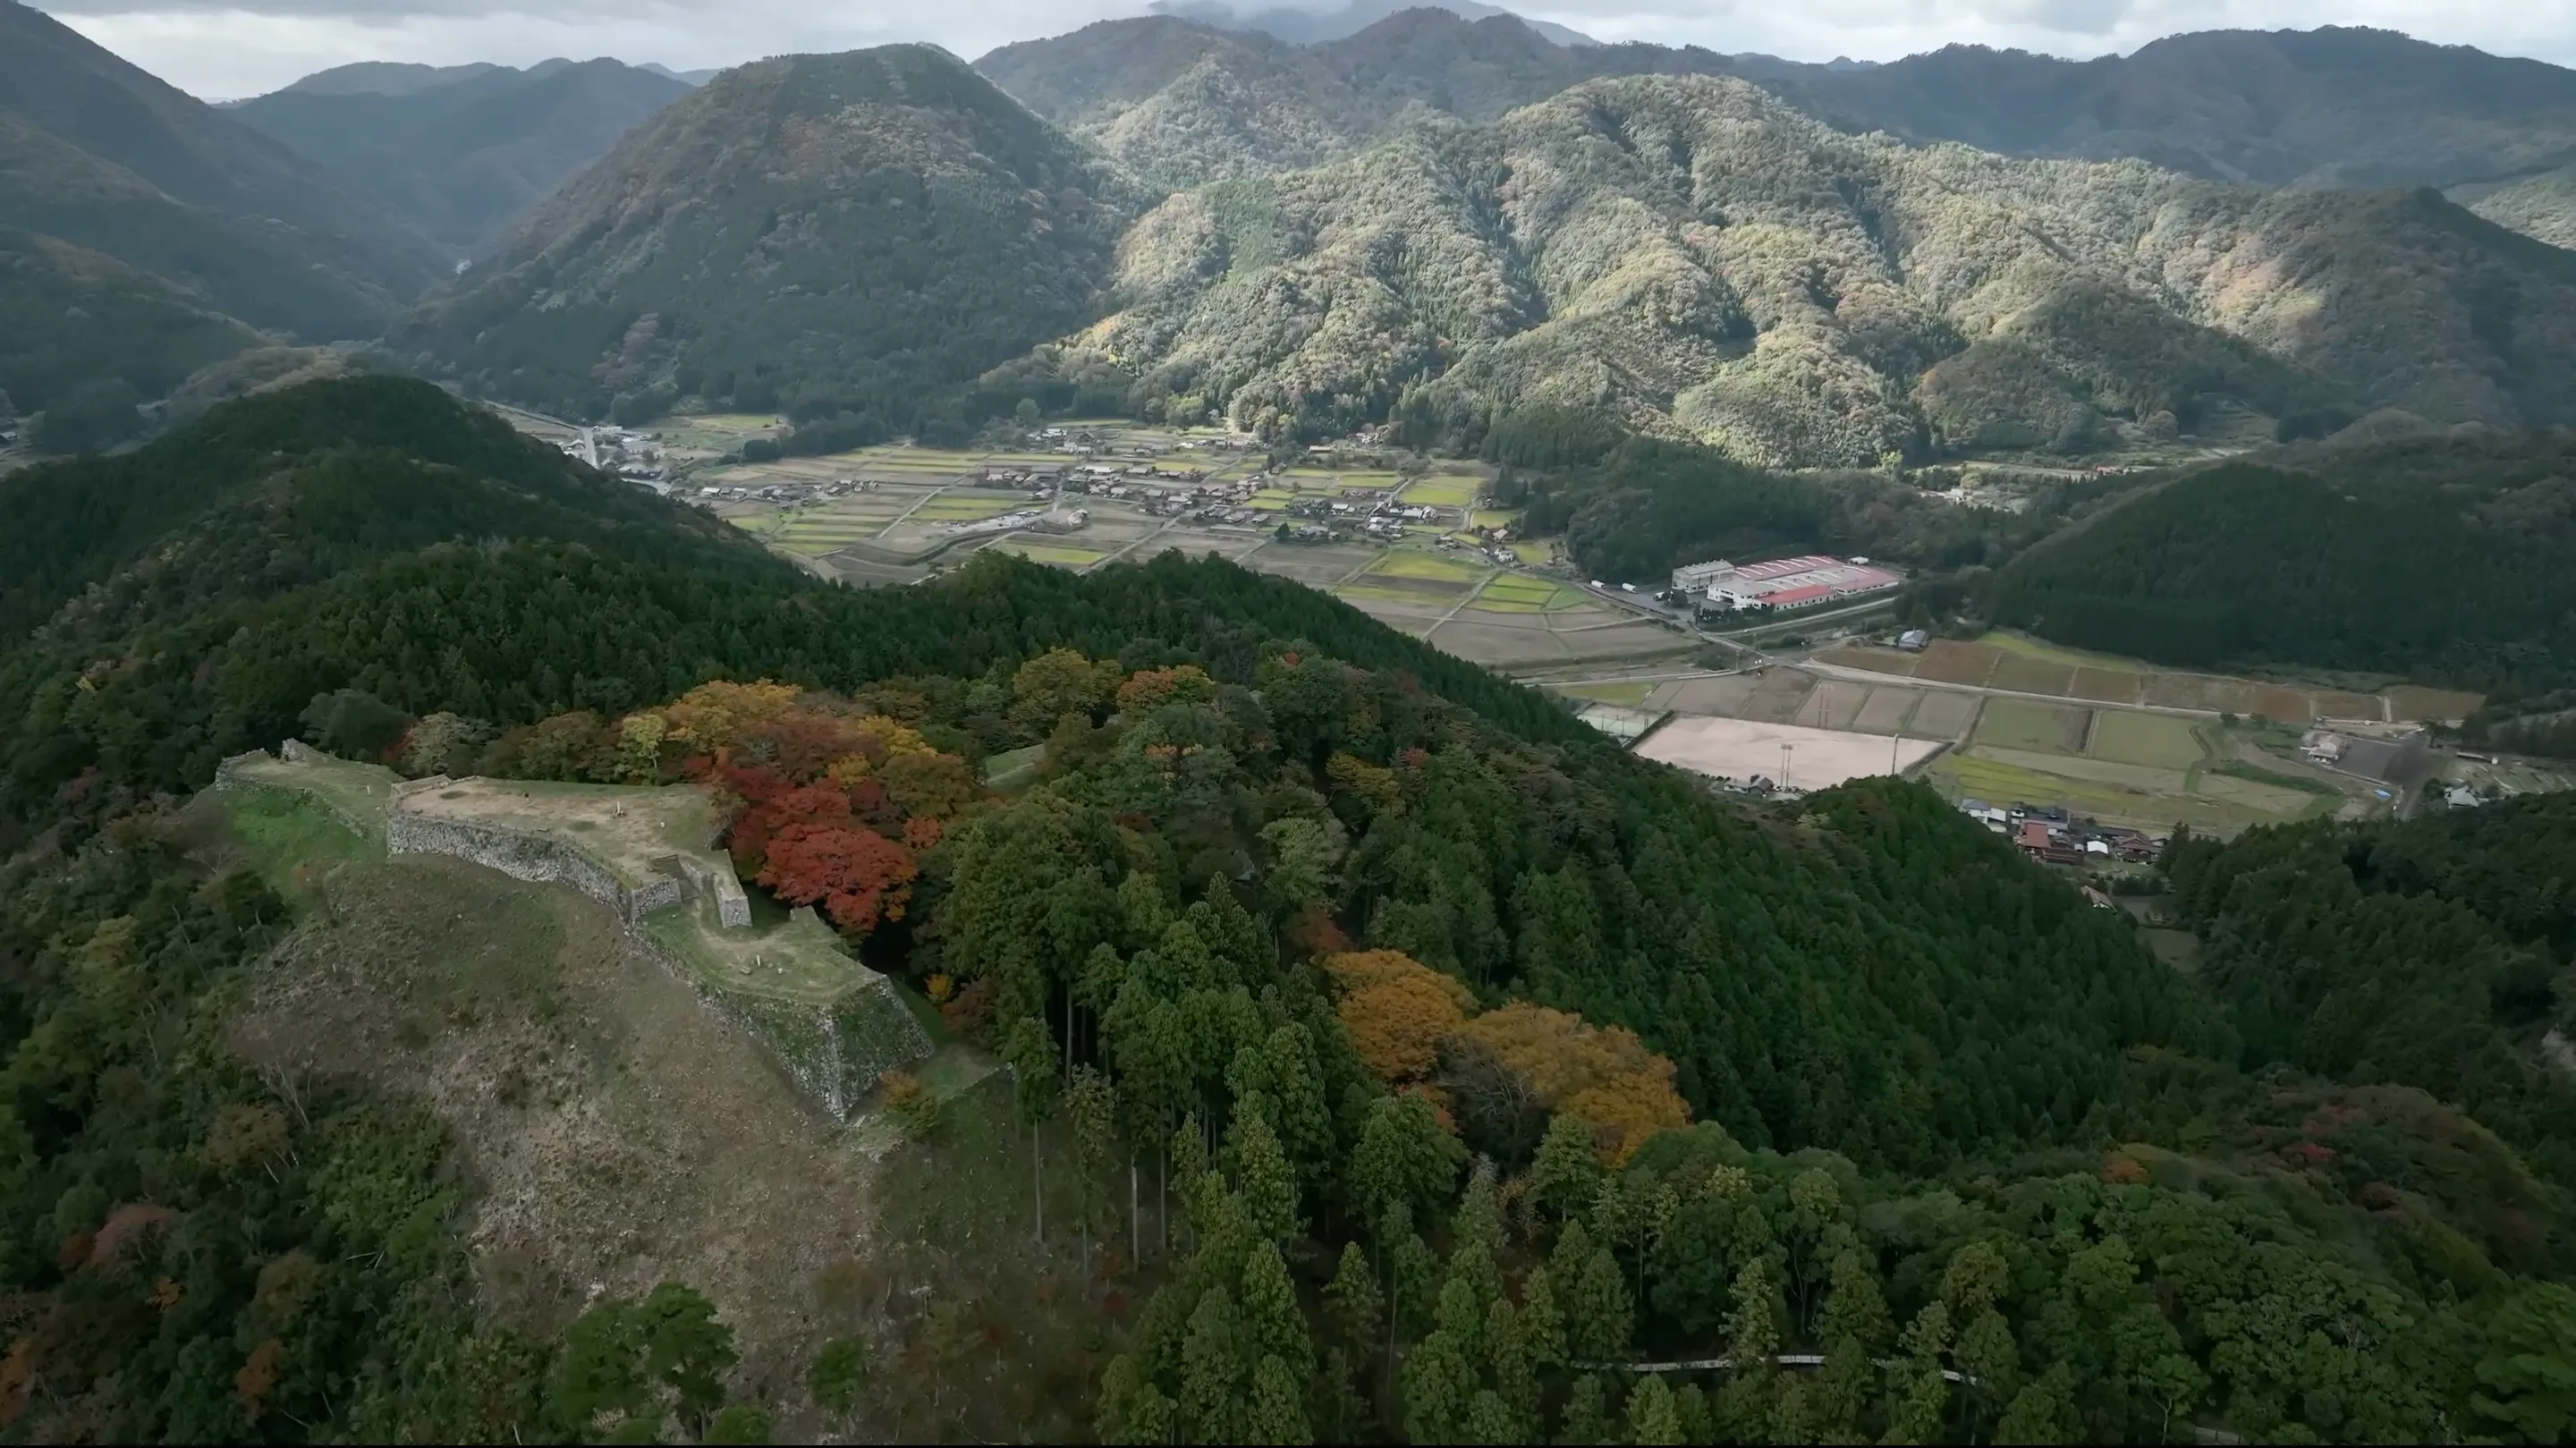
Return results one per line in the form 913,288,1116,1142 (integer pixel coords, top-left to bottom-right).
1657,674,1763,715
1974,698,2090,754
1914,640,2001,686
2193,772,2323,814
1977,746,2192,794
1335,594,1453,629
1741,670,1821,724
2070,667,2146,704
1795,680,1873,731
2387,686,2486,722
1907,690,1983,739
1815,646,1919,677
2308,689,2385,722
2140,673,2217,711
1241,545,1377,583
1345,572,1472,598
1853,686,1924,734
1558,622,1694,656
1425,618,1566,665
1988,653,2077,696
2250,683,2314,724
1638,716,1946,786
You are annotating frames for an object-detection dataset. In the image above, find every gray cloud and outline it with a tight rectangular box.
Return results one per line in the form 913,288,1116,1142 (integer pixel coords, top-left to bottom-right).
36,0,2576,100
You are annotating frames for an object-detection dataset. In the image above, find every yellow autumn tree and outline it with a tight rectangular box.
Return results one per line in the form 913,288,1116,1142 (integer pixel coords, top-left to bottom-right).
820,715,936,787
1452,1002,1690,1164
660,679,801,754
1010,648,1120,732
1324,949,1472,1084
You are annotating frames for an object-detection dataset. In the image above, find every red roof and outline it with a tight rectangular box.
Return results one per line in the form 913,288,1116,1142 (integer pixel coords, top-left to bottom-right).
2017,822,2054,848
1759,583,1835,607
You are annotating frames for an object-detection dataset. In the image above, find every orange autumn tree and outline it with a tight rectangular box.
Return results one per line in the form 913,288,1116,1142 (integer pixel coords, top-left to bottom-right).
1117,664,1216,716
1320,949,1689,1164
758,821,919,936
1324,949,1472,1084
1452,1002,1690,1164
652,680,983,938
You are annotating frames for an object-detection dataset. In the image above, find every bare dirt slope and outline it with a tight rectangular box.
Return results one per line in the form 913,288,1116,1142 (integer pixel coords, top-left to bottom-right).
209,801,886,1437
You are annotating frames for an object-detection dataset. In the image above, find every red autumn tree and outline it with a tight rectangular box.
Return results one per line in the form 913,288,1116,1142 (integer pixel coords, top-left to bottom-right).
721,770,855,875
757,824,918,936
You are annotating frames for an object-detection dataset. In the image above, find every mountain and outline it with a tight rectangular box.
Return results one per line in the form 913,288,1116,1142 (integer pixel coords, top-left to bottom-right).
974,18,1371,190
6,377,2574,1447
0,0,446,336
1767,27,2576,190
233,59,691,249
1148,0,1597,48
2471,162,2576,249
979,10,1724,187
269,60,511,97
1980,432,2576,697
0,225,262,417
640,63,724,86
1048,72,2576,465
394,45,1134,428
982,18,2576,194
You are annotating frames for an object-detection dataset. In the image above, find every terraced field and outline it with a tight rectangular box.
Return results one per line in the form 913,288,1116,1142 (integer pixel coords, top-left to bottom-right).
1815,632,2483,724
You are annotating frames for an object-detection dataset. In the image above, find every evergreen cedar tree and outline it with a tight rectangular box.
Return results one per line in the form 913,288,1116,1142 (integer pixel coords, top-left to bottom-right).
5,378,2576,1442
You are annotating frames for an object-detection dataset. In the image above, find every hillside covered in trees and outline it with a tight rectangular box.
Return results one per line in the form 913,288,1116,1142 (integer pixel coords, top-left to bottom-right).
1033,71,2574,464
229,58,692,250
9,378,2576,1443
0,0,445,339
390,46,1137,438
981,13,2576,198
1979,431,2576,699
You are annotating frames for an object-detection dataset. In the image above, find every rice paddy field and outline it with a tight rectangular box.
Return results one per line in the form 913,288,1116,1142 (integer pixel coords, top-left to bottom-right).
1813,632,2484,725
679,419,1692,671
1395,475,1480,508
1527,655,2392,834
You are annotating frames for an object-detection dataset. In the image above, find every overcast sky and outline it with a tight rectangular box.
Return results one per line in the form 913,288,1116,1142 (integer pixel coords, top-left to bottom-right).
34,0,2576,101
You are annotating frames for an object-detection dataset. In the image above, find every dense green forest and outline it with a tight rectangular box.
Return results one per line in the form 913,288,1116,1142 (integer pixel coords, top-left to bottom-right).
1979,433,2576,698
1499,437,2109,587
393,47,1134,440
7,378,2576,1443
980,13,2576,198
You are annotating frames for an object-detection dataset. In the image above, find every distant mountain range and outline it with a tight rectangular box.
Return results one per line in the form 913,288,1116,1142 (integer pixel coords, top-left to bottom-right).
15,0,2576,465
980,13,2576,194
0,4,446,317
1148,0,1598,49
231,59,691,249
1058,71,2576,463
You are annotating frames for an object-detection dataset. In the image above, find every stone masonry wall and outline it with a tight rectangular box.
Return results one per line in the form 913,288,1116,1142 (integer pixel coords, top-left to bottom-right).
386,813,642,923
213,749,377,838
226,745,928,1122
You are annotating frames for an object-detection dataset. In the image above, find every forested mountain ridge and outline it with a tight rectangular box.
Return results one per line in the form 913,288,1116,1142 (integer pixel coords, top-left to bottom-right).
1051,72,2576,463
2473,161,2576,250
979,13,2576,197
0,226,262,419
264,59,513,97
1979,431,2576,698
232,59,691,250
6,378,2576,1443
974,18,1371,191
0,0,447,334
390,45,1137,431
